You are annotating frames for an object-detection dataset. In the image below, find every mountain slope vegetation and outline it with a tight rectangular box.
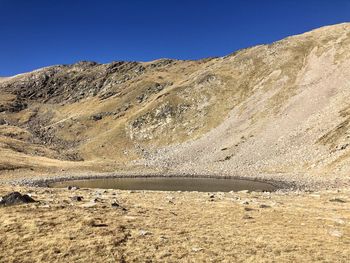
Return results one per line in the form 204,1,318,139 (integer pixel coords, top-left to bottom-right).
1,23,350,181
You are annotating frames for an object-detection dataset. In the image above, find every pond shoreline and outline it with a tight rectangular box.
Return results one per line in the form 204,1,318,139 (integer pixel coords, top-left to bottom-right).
7,173,297,192
50,177,280,192
3,168,350,192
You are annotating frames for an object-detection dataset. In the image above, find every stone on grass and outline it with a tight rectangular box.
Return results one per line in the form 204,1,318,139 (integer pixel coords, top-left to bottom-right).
67,186,80,191
71,196,83,202
0,192,36,206
329,198,346,203
328,229,343,238
111,201,127,211
139,229,151,236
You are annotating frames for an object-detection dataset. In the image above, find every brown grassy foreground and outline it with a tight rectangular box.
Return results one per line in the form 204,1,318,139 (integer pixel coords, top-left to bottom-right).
0,185,349,262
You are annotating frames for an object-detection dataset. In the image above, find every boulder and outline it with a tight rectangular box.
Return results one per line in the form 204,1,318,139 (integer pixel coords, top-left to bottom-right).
0,192,36,206
71,196,83,202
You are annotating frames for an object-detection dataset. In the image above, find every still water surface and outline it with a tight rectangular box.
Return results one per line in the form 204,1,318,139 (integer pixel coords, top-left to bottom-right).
51,177,277,192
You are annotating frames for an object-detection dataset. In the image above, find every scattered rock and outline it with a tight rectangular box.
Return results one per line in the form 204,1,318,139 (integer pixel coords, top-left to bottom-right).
91,114,103,121
71,196,83,202
91,223,108,228
111,201,120,207
83,218,108,227
160,252,172,258
124,216,137,221
166,195,174,200
0,118,6,125
208,194,215,201
244,207,255,211
139,230,151,236
67,186,80,191
240,200,250,205
167,200,175,205
340,144,349,151
53,248,61,254
111,201,127,211
329,198,346,203
0,192,36,206
328,229,343,238
223,155,232,161
192,247,204,252
242,215,254,220
259,204,271,208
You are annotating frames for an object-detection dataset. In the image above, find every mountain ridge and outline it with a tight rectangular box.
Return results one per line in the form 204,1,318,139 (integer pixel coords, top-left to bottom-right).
1,23,350,186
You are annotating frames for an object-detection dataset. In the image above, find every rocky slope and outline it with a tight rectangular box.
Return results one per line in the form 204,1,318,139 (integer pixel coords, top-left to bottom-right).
1,23,350,184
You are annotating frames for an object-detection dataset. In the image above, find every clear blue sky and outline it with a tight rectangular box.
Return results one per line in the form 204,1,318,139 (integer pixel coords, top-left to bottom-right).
1,0,350,76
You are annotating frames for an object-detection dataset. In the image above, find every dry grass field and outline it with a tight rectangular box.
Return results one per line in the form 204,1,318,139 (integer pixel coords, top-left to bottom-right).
0,186,349,262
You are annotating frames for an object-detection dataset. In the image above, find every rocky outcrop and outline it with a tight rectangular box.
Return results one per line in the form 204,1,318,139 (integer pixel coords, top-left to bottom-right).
1,23,350,181
0,192,36,206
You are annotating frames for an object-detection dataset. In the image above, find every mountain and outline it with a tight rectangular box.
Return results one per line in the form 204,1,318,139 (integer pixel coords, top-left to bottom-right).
1,23,350,181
